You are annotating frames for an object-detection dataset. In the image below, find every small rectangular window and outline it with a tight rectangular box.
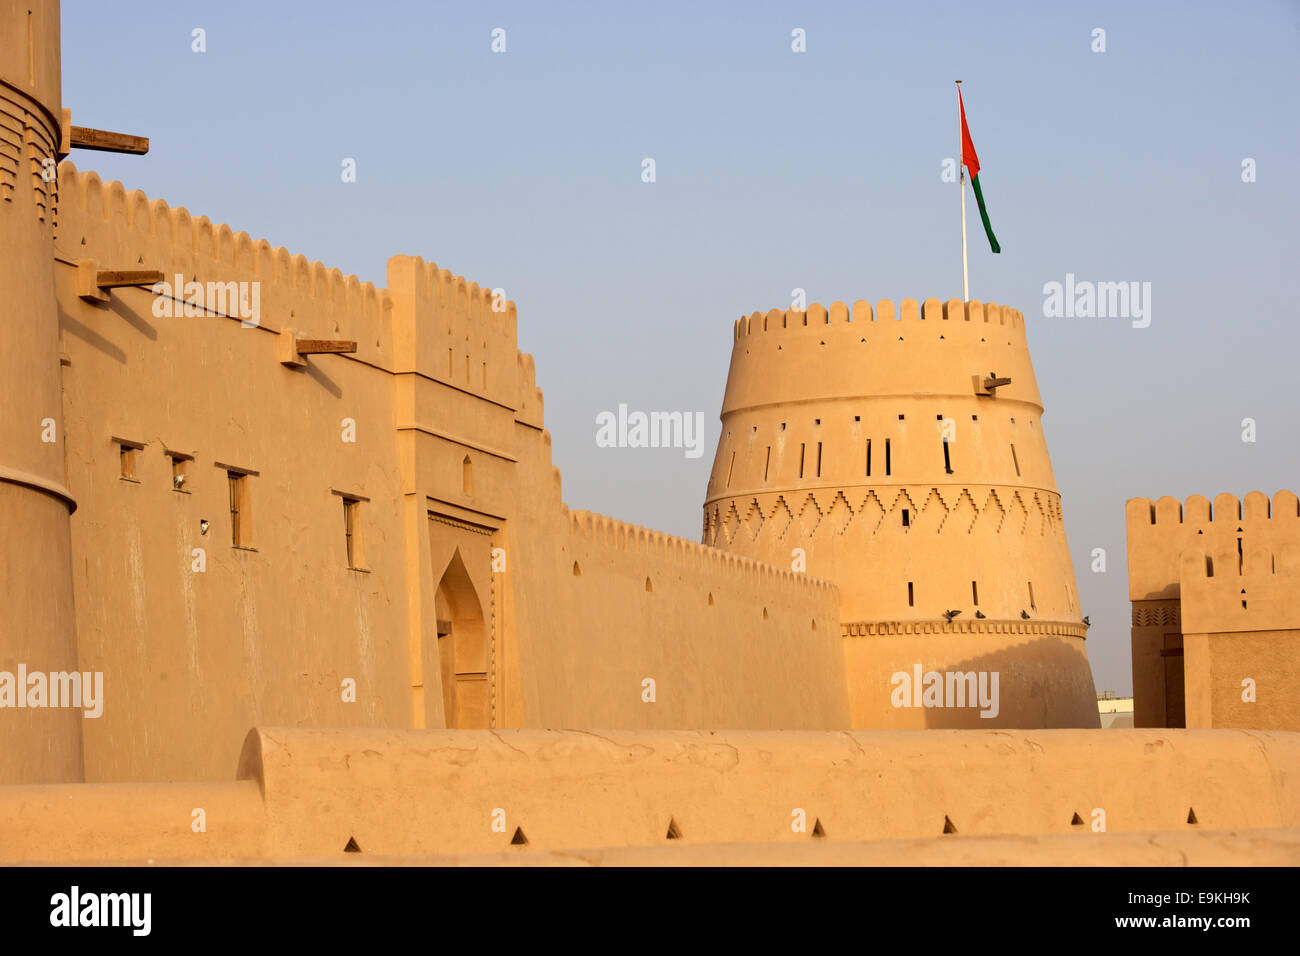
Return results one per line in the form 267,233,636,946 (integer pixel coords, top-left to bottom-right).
764,446,771,482
943,439,952,475
343,497,366,569
885,438,892,476
119,444,138,480
726,450,736,488
115,437,144,481
1028,580,1036,611
816,441,822,478
1011,443,1021,476
227,471,253,548
799,443,806,479
865,438,872,477
972,580,979,606
168,451,194,492
907,582,914,607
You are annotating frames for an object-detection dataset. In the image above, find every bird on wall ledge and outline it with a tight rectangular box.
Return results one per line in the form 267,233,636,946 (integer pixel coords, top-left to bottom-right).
943,610,961,622
1021,610,1031,619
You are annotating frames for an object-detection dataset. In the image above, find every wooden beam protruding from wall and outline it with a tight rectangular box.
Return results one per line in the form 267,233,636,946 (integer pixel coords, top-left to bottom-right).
68,125,150,155
279,329,358,367
76,260,164,302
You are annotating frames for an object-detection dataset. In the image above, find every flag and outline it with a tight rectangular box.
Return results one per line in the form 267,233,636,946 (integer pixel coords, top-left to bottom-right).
959,89,1000,254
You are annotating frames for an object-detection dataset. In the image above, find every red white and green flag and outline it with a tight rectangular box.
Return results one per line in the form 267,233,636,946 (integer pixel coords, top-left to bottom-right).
959,88,1001,254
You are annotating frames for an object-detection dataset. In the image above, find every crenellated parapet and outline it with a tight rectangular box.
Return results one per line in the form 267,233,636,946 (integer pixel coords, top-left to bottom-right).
720,297,1040,417
732,298,1025,339
55,164,545,425
566,507,837,596
56,162,390,347
515,351,545,429
386,254,521,410
1125,491,1300,601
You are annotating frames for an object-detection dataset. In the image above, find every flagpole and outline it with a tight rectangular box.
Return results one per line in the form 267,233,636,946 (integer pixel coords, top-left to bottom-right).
958,80,968,302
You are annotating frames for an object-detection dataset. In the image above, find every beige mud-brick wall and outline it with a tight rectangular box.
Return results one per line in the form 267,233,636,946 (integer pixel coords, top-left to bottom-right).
46,163,857,783
506,505,848,730
704,298,1095,728
1179,541,1300,730
55,164,415,782
1126,491,1300,729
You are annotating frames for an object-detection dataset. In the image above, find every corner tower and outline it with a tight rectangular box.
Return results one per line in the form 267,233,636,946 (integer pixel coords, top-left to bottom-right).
0,1,84,779
702,297,1099,728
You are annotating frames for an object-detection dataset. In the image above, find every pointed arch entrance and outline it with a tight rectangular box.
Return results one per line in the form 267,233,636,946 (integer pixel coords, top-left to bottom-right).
433,548,489,728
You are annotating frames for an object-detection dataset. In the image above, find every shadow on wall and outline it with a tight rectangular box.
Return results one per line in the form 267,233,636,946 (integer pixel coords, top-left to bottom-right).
914,636,1101,729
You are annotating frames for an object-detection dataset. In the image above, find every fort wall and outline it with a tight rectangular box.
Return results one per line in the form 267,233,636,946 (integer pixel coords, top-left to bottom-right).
39,163,857,782
0,727,1296,862
506,508,847,729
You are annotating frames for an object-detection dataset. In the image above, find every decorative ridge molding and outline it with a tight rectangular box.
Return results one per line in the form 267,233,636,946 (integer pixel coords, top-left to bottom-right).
0,466,78,513
840,618,1087,640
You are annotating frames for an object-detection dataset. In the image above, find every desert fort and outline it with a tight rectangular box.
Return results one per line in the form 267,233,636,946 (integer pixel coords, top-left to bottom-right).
1,2,1297,864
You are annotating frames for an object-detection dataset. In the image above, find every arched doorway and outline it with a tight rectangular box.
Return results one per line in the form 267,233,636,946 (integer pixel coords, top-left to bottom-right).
433,549,489,728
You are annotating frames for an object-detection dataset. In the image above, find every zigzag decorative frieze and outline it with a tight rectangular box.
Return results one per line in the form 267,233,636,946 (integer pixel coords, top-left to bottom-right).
796,493,823,537
841,619,1088,640
826,491,853,535
701,486,1066,547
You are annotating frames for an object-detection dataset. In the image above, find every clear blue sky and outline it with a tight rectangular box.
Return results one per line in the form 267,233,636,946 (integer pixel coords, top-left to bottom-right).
64,1,1300,695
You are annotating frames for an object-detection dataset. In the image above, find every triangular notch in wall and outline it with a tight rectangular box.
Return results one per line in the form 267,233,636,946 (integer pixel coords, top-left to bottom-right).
811,818,826,838
942,815,958,835
343,836,361,853
1070,812,1085,827
665,818,683,840
510,826,529,846
1187,808,1198,825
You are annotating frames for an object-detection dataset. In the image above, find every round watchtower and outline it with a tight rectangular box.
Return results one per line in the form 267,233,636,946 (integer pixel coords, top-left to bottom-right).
0,1,84,780
702,297,1099,728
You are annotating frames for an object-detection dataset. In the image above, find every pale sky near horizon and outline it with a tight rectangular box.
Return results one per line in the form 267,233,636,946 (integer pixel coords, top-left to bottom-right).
63,0,1300,696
